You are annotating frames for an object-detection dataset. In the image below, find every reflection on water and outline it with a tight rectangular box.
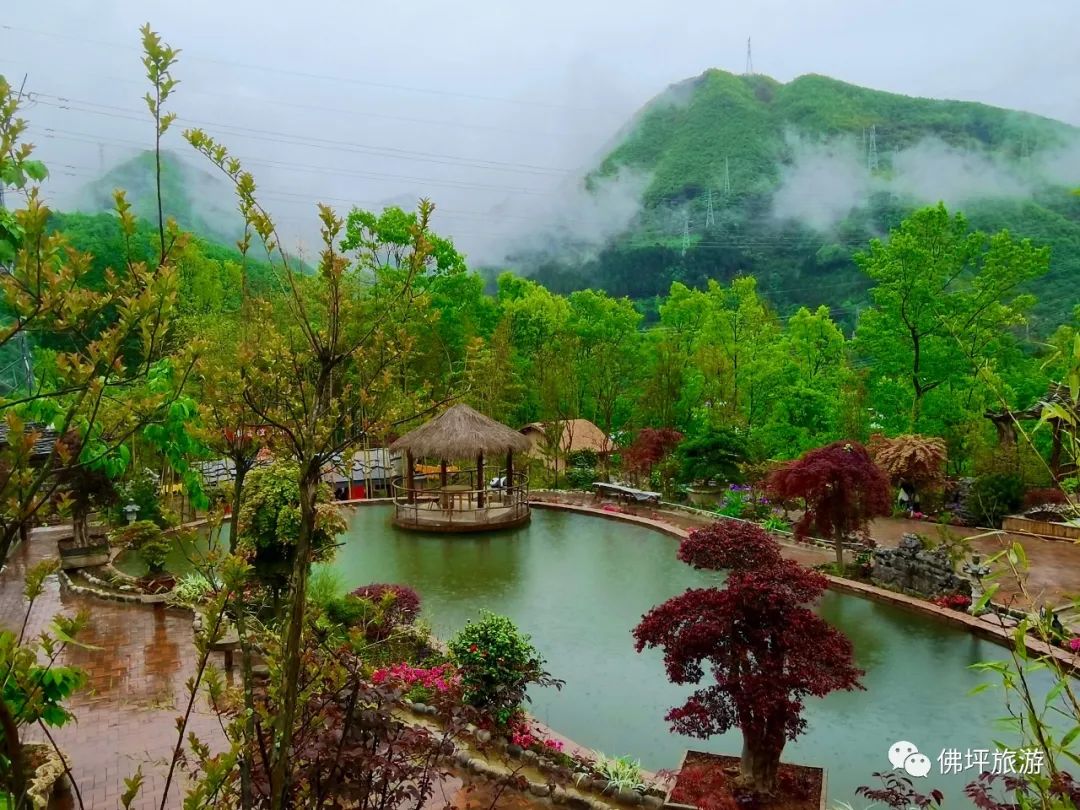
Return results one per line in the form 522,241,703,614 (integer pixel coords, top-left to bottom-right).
329,506,1057,807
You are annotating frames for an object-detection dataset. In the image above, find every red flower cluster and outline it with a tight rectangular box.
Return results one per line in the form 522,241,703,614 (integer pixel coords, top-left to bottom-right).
371,662,459,693
931,593,972,611
507,715,563,753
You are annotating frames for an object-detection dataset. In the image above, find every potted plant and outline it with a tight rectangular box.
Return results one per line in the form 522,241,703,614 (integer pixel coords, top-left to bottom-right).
111,520,175,593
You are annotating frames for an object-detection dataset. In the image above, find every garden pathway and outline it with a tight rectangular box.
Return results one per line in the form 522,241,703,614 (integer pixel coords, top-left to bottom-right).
868,517,1080,611
0,534,543,810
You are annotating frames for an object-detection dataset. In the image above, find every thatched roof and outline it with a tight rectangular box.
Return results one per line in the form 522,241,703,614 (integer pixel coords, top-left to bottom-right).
520,419,612,455
390,404,530,459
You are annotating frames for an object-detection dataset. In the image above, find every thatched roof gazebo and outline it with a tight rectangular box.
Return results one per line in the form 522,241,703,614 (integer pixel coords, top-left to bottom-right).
389,404,532,532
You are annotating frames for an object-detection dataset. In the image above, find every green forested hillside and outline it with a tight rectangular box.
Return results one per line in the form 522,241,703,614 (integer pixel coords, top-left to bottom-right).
77,150,243,245
524,70,1080,330
47,211,282,315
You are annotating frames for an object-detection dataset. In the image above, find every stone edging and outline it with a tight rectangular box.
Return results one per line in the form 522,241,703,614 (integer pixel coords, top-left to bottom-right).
57,569,171,604
528,501,1080,675
399,702,665,809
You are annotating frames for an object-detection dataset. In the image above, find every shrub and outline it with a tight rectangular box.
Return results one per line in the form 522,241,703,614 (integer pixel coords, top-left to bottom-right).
677,427,749,484
111,520,171,574
966,473,1025,527
1024,488,1068,509
567,449,599,469
171,572,216,605
448,611,561,726
351,584,421,631
325,595,375,628
566,464,597,490
109,468,167,527
1062,477,1079,496
308,567,345,612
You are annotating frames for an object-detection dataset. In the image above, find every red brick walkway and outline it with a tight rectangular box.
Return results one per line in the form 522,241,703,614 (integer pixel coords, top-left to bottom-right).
0,535,222,809
1,534,544,810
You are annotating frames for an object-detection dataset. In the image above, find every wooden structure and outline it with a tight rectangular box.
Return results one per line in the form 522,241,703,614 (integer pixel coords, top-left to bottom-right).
389,404,531,532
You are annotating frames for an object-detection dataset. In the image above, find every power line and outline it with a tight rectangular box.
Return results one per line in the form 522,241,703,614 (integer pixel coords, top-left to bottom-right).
0,60,598,141
2,24,627,116
27,93,573,176
28,126,561,197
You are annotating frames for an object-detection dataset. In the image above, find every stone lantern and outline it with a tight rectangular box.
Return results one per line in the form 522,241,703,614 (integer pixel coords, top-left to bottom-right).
123,502,141,525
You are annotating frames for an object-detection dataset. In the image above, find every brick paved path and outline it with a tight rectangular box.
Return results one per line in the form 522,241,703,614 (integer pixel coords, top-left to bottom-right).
1,535,542,810
0,535,222,809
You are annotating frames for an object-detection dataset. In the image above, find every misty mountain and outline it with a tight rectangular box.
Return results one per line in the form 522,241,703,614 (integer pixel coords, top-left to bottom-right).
516,69,1080,329
76,150,243,246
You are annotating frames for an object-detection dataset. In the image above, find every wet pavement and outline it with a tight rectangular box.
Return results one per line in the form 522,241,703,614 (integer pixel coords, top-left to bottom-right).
0,535,540,810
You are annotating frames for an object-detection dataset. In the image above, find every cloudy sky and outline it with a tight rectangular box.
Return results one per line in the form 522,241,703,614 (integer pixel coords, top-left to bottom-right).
4,0,1079,263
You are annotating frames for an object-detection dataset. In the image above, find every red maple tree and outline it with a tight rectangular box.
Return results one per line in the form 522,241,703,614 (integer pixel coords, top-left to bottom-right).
622,428,683,480
767,440,892,568
634,521,863,795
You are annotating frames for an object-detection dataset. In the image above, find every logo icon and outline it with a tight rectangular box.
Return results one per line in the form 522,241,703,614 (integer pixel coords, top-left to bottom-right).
888,741,931,778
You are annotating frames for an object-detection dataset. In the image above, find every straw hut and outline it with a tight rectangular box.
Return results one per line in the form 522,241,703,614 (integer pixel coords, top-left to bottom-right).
520,418,611,472
389,404,532,531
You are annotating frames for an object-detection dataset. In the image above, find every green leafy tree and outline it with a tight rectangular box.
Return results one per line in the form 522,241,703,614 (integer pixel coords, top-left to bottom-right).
0,74,189,563
855,204,1049,430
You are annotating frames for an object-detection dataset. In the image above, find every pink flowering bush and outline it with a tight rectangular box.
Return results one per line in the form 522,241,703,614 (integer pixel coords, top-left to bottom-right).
1067,638,1080,653
510,728,536,748
371,662,459,694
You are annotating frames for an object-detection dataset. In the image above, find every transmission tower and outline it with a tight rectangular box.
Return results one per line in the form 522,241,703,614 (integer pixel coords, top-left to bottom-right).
867,124,880,172
705,189,715,229
744,37,754,75
681,212,691,256
723,156,732,195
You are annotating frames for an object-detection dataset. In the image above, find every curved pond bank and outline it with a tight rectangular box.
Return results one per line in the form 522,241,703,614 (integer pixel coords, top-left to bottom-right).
327,505,1058,807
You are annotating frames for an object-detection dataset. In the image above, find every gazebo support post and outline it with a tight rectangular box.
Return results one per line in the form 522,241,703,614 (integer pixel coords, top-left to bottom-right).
406,451,416,503
477,453,485,508
505,450,514,504
440,459,448,489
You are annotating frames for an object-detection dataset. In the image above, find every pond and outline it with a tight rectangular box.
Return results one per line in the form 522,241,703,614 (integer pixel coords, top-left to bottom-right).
119,504,1056,805
332,505,1055,806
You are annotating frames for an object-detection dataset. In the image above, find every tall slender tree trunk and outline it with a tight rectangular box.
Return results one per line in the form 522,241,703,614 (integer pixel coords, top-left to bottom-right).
269,466,319,810
834,536,845,570
228,464,247,553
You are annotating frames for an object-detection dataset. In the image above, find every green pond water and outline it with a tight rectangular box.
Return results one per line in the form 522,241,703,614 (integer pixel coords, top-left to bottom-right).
120,505,1057,805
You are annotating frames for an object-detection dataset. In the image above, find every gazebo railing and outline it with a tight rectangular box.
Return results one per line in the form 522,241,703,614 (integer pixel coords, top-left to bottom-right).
391,470,530,528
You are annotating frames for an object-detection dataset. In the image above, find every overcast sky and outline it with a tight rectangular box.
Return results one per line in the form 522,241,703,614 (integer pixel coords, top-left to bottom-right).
4,0,1079,263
